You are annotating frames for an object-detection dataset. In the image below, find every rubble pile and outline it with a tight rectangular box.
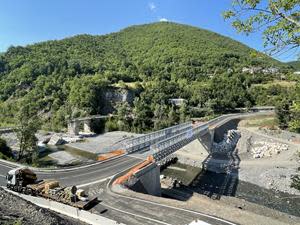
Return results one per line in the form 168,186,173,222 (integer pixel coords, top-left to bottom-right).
250,141,288,158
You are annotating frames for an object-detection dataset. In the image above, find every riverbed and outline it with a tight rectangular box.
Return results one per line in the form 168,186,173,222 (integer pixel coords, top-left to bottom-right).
162,163,300,217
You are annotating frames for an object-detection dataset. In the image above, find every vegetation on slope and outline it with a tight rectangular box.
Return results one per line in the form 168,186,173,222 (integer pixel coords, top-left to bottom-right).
287,61,300,71
0,22,297,133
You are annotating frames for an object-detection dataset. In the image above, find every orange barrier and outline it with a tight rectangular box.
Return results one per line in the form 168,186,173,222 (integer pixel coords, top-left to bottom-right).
97,149,125,161
113,156,154,185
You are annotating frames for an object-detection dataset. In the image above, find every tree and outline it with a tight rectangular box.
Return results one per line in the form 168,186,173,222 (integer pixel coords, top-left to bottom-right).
275,98,291,129
16,105,41,163
116,102,132,131
179,102,189,123
223,0,300,55
168,106,178,126
288,101,300,132
0,138,13,159
153,104,169,130
132,96,154,132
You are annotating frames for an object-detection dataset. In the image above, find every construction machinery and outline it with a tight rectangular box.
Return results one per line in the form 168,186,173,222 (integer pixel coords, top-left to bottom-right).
6,167,97,209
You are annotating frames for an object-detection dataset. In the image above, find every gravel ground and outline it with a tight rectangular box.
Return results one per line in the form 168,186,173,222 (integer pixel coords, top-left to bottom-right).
0,187,86,225
67,131,141,154
236,127,300,195
260,129,300,144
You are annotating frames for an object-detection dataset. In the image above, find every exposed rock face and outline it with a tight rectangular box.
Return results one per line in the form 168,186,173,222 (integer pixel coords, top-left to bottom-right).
101,87,136,114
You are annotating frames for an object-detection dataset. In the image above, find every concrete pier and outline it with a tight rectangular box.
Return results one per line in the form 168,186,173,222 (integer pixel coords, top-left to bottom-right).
68,121,80,136
83,120,92,133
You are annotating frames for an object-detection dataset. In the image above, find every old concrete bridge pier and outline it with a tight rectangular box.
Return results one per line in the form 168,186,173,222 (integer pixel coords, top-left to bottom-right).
67,115,111,135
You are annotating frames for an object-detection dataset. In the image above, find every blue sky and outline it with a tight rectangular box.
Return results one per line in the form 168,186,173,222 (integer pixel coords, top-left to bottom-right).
0,0,298,62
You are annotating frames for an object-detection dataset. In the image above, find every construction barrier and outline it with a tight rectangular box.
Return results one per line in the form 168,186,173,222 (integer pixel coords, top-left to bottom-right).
97,149,125,161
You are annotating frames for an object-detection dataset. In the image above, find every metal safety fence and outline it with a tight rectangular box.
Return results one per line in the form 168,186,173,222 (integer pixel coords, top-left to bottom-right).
124,122,192,153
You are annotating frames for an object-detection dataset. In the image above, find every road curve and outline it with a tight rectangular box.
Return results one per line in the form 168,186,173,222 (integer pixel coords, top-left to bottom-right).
0,156,142,186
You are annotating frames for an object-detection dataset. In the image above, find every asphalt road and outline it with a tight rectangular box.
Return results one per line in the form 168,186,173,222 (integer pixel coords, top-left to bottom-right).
99,190,236,225
0,156,142,186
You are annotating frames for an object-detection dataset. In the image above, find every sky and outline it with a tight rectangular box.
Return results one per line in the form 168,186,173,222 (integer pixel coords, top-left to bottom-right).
0,0,298,62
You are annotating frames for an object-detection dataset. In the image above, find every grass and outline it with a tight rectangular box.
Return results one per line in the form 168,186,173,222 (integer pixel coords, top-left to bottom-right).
0,122,16,128
252,80,297,88
60,145,97,160
35,155,57,168
241,115,278,128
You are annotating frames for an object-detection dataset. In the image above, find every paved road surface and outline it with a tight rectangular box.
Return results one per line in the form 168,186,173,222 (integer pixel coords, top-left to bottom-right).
0,156,142,186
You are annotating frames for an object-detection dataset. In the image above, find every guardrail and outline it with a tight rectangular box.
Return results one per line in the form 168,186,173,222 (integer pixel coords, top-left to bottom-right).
115,122,193,153
151,111,274,162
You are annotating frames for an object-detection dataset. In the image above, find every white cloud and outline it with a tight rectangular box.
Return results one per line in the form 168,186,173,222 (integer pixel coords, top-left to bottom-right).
159,18,168,22
148,2,156,12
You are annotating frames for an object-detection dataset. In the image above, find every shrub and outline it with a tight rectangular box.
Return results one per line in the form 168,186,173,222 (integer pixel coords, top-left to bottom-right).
0,138,13,159
105,119,118,132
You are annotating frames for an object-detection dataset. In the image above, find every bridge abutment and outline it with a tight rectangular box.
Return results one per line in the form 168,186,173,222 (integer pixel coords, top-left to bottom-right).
128,163,161,196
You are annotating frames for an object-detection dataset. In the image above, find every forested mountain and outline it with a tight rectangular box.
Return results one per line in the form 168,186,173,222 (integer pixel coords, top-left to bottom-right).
0,22,295,132
287,61,300,71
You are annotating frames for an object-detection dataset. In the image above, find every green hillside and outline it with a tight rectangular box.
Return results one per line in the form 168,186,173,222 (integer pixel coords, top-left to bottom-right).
0,22,292,131
287,61,300,70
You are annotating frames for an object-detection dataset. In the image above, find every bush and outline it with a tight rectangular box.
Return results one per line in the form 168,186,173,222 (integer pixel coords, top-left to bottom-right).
105,119,119,132
0,138,13,159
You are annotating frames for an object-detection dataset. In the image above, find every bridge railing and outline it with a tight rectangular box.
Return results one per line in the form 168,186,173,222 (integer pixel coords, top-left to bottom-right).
151,122,209,161
124,122,192,153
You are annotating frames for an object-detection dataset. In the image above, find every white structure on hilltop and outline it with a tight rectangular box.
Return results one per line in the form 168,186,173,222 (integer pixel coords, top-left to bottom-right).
169,98,187,106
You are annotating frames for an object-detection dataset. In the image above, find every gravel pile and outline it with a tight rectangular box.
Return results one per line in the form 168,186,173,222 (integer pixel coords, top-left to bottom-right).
0,187,86,225
251,141,289,158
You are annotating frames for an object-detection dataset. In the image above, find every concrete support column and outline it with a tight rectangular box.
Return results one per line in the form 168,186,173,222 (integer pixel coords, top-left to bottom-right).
68,121,80,136
83,120,92,133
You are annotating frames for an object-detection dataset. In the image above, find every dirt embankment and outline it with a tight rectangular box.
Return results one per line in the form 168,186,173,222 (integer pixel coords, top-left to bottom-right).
0,187,86,225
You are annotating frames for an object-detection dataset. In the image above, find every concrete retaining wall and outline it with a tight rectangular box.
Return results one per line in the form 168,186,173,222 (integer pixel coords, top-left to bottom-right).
5,188,125,225
131,163,161,196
